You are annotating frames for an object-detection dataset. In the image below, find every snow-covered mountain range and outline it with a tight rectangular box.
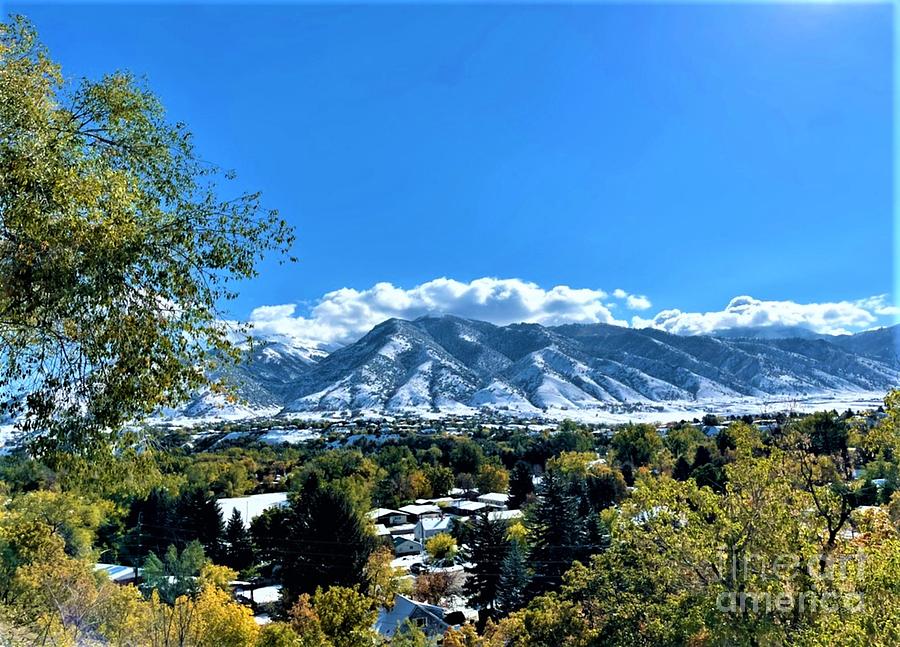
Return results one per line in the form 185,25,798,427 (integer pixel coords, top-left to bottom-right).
170,316,900,419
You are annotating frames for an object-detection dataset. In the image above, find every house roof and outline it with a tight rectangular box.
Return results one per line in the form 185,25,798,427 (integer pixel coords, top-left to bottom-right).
417,517,452,533
387,523,417,535
367,508,407,520
488,509,524,522
398,504,441,516
393,536,423,548
451,500,488,513
477,492,510,504
95,563,138,583
374,594,449,638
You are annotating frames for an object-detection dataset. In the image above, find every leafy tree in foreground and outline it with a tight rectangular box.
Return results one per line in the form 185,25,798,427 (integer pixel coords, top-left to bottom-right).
476,463,510,494
364,545,403,608
289,586,378,647
414,570,459,606
610,423,663,474
0,17,294,460
426,532,458,565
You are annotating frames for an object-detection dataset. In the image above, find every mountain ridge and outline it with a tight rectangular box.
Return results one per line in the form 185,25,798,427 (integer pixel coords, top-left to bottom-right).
173,318,900,418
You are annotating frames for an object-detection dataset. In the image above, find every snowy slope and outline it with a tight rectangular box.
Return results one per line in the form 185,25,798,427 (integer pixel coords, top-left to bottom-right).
274,317,900,415
161,318,900,418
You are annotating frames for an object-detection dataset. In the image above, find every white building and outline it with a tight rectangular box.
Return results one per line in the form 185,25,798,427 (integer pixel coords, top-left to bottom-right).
415,516,453,542
393,536,425,556
476,492,510,509
398,503,442,522
368,508,409,527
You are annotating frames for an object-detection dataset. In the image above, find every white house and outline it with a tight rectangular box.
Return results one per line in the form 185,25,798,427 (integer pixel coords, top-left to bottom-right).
398,503,442,523
415,516,453,542
387,523,418,537
476,492,510,509
368,508,409,527
393,536,424,556
447,499,488,516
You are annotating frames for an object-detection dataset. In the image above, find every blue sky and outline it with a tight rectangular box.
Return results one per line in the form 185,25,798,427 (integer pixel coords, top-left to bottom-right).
11,2,894,345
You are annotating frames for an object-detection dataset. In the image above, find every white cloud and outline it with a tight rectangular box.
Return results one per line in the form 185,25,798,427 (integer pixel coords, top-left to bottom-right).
612,288,652,311
631,295,888,336
245,279,898,349
247,277,624,348
855,294,900,317
248,304,298,322
626,294,652,311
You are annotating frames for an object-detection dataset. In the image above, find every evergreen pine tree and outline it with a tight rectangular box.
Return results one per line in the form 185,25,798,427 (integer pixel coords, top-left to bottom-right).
693,444,713,469
123,488,176,563
496,540,531,613
176,488,225,559
464,511,510,612
260,474,376,605
673,455,693,481
528,469,585,594
223,508,255,573
508,461,534,509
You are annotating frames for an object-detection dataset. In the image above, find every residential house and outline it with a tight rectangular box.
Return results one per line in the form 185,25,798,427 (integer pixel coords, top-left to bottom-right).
374,594,452,640
368,508,409,527
398,503,442,523
415,516,453,543
446,499,488,516
393,536,424,557
476,492,510,509
414,497,454,506
387,523,418,537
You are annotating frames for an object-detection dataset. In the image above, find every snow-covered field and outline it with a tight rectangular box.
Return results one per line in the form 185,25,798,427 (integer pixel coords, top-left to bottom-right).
260,427,319,444
241,391,889,426
0,391,887,455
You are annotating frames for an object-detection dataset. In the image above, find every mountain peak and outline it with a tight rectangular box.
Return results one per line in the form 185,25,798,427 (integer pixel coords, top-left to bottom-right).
173,317,900,420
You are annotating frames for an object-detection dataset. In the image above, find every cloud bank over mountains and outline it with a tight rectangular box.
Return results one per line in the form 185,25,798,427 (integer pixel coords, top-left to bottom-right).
631,295,894,337
244,277,897,348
